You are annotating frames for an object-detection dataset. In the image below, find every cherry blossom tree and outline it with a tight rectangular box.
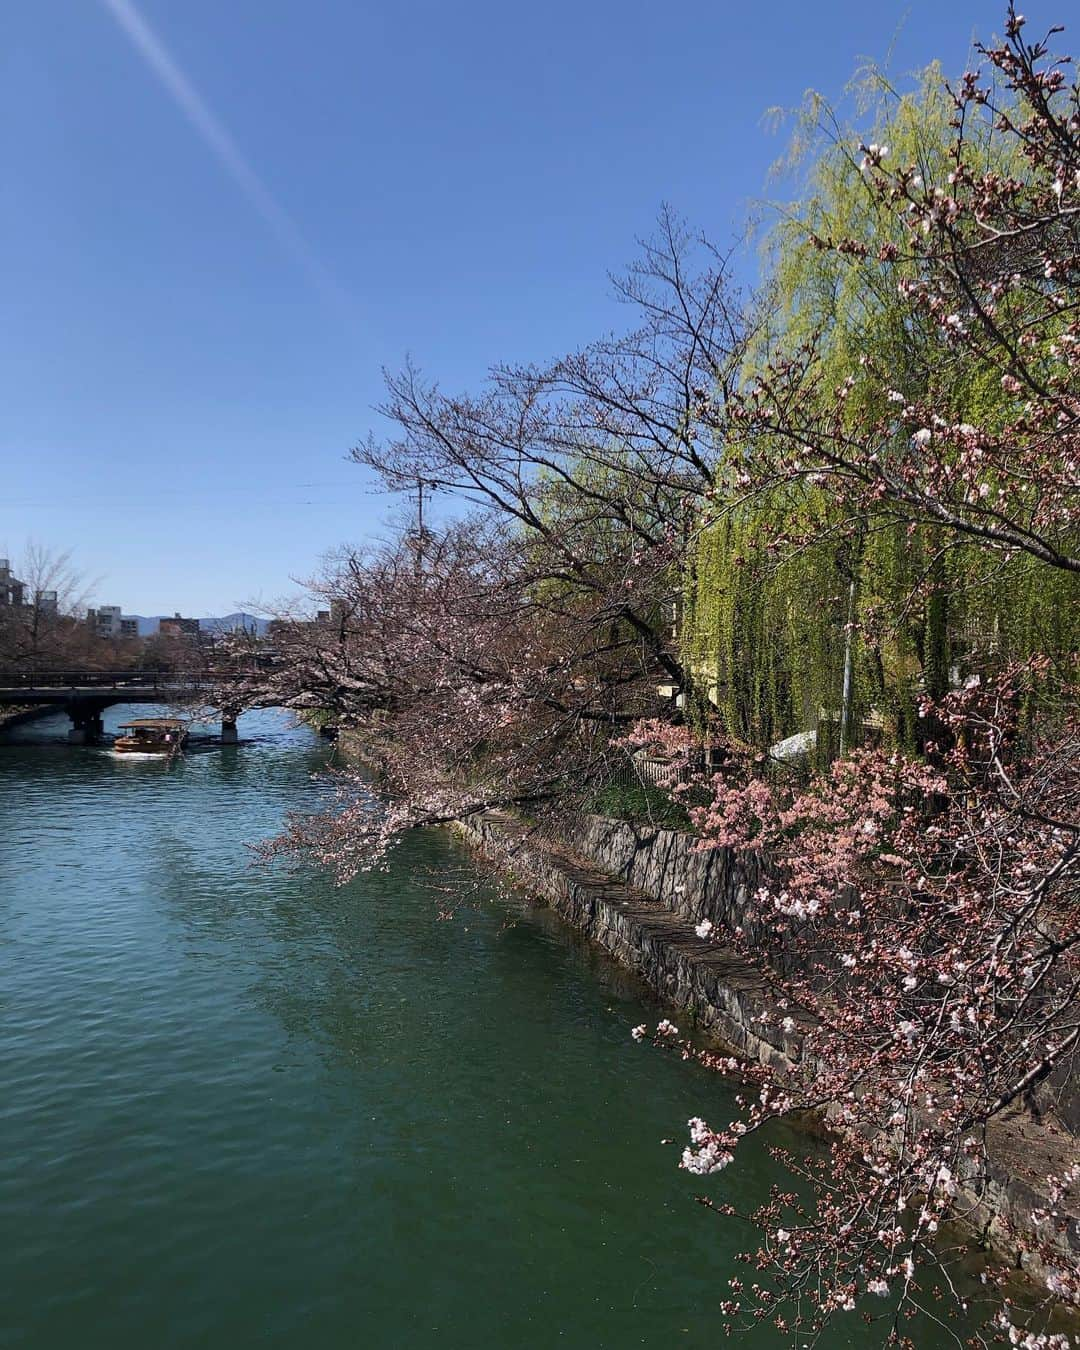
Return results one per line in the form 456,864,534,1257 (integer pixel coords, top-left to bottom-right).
251,214,760,872
628,13,1080,1343
726,7,1080,581
354,207,754,703
253,514,676,878
632,662,1078,1342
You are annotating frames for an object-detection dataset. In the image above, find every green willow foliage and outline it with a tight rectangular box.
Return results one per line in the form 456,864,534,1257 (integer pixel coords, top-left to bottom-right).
687,63,1078,756
757,65,955,405
687,493,1080,756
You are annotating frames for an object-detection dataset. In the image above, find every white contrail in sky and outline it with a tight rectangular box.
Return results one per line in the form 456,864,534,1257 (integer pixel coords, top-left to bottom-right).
99,0,349,315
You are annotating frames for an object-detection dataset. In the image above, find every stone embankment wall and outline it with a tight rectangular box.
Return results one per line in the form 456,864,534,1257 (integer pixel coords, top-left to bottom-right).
565,814,1080,1130
457,810,1080,1278
565,814,766,928
460,810,801,1075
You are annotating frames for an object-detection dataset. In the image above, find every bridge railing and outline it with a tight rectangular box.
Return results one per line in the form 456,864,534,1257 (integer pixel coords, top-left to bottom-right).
0,669,266,691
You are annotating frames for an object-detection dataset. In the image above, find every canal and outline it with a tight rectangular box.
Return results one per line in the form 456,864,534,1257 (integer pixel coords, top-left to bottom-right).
0,707,959,1348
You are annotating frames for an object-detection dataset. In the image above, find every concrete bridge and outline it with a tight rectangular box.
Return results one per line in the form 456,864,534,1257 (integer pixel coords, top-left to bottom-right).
0,670,261,743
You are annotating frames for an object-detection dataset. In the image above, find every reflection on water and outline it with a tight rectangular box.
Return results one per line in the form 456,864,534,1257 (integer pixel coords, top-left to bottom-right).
0,706,963,1349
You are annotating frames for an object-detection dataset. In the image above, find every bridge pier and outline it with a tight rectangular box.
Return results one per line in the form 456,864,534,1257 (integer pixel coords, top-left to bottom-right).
67,705,105,744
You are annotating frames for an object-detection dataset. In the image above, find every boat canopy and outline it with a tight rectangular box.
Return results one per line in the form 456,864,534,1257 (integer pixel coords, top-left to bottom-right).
117,718,186,730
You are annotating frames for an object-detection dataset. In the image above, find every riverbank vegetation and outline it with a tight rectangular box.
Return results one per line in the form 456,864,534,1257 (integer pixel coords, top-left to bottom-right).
248,9,1079,1345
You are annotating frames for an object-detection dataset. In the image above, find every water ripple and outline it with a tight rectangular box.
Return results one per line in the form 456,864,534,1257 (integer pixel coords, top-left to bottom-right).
0,706,946,1349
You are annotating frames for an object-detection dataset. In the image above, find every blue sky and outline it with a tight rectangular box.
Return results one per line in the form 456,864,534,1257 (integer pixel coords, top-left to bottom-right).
2,0,1024,614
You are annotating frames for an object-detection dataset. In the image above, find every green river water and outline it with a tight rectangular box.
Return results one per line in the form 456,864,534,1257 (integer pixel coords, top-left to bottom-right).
0,707,965,1348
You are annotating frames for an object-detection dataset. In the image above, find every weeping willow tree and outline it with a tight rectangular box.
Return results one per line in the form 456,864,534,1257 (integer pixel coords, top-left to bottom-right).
687,487,842,752
686,59,1078,756
688,490,1079,757
686,487,931,757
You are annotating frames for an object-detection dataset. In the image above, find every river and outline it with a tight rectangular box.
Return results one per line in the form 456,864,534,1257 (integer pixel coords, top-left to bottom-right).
0,707,963,1348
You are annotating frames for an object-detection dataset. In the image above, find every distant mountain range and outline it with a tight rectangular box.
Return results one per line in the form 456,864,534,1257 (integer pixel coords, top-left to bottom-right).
127,612,271,637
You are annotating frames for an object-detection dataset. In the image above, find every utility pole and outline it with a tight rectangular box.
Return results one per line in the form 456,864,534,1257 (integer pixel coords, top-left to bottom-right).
414,476,427,576
838,572,857,759
838,522,866,759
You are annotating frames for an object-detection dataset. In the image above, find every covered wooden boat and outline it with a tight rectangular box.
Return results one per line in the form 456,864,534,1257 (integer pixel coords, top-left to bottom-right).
113,717,188,755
